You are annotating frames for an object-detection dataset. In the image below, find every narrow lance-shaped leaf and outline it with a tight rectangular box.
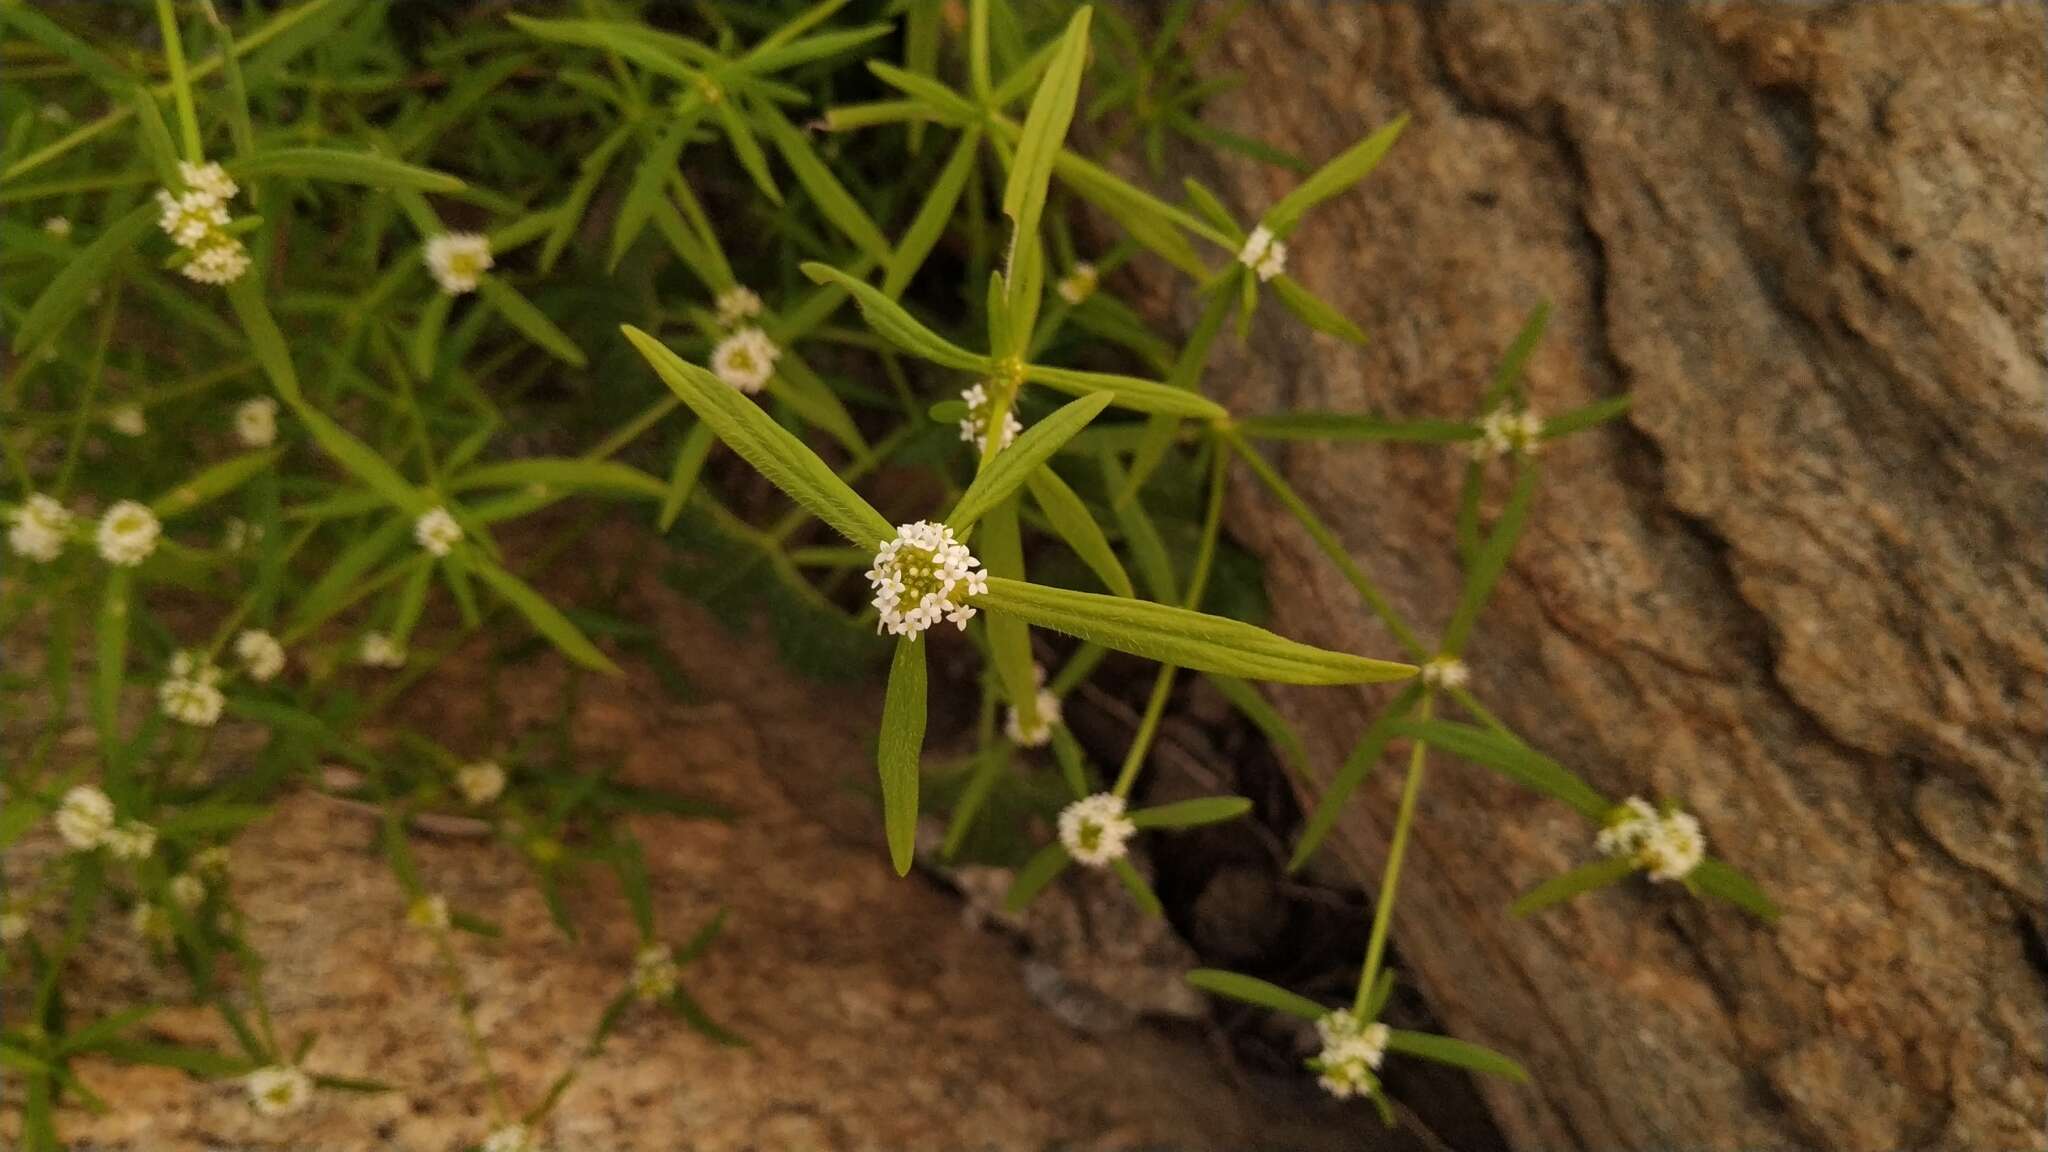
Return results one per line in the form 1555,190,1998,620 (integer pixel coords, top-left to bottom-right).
12,202,155,356
1185,969,1326,1020
1023,363,1226,419
150,450,281,519
947,392,1111,533
1000,7,1089,257
226,148,463,191
1541,394,1633,439
878,639,927,876
1384,1030,1530,1083
1269,276,1368,345
1442,459,1538,653
1003,842,1071,912
761,106,887,260
451,459,668,501
1391,718,1609,819
1289,682,1425,872
659,422,719,532
1111,857,1165,917
1264,114,1409,235
469,555,621,676
1684,858,1781,922
476,277,586,368
1482,301,1550,410
1130,796,1252,829
623,326,892,548
1025,467,1133,598
1510,855,1641,917
800,263,990,371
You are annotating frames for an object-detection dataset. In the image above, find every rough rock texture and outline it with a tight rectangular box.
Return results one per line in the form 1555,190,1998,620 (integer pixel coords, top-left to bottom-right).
1168,4,2046,1150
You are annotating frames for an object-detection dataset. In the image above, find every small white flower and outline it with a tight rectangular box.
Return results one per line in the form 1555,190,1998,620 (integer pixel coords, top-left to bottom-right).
407,894,450,932
158,651,226,728
1057,793,1137,868
455,761,505,807
180,237,251,285
43,216,71,238
129,901,175,946
414,506,463,557
957,382,1023,454
1596,796,1705,882
234,397,278,447
244,1065,313,1117
482,1123,539,1152
1311,1009,1389,1099
96,500,161,566
234,629,286,683
0,912,27,945
169,873,207,909
865,521,988,639
710,327,780,394
54,786,116,851
9,494,73,563
156,187,230,248
1055,262,1098,304
715,285,763,327
179,161,237,202
424,232,493,295
193,845,231,878
107,404,147,437
40,103,71,124
1238,225,1288,282
631,942,678,1002
105,820,158,861
1003,664,1062,748
1420,656,1469,690
1473,406,1544,460
358,632,406,669
222,517,260,553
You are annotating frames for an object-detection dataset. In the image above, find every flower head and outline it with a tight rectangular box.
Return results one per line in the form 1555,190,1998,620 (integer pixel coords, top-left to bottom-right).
631,942,678,1002
1238,225,1288,282
9,494,73,563
96,500,161,566
107,404,147,437
1596,796,1706,882
482,1123,539,1152
1420,656,1469,690
424,232,492,295
130,901,175,946
1003,663,1062,748
1473,406,1544,460
407,894,450,932
715,285,763,327
414,506,463,557
178,161,238,202
193,845,231,879
710,327,780,394
244,1065,313,1117
957,383,1023,454
1056,262,1098,304
222,517,261,553
180,237,251,285
235,629,286,683
456,761,505,807
1057,793,1137,868
865,521,987,639
43,216,71,238
0,912,28,945
1310,1009,1389,1099
169,873,207,910
358,632,406,669
156,187,230,248
235,397,278,448
106,820,158,861
158,651,226,728
54,786,116,851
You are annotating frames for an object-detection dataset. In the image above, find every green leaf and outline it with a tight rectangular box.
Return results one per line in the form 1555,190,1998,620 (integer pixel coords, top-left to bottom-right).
410,291,451,379
95,570,130,751
1000,7,1091,267
1268,275,1368,344
884,127,981,297
93,1040,253,1079
976,577,1415,686
867,60,980,124
1288,683,1425,873
1685,859,1781,922
878,639,927,877
1384,1029,1529,1083
1025,468,1133,598
659,422,718,532
1236,411,1476,443
150,450,280,519
451,459,667,501
1391,719,1608,819
1483,301,1549,409
800,263,989,371
1003,842,1071,912
0,4,133,94
469,557,620,675
1541,394,1633,438
614,107,705,271
1130,796,1251,829
1022,364,1225,419
1111,857,1164,917
707,96,782,206
762,107,888,260
744,23,892,74
947,393,1111,534
1442,459,1538,653
286,401,423,516
1510,855,1641,917
1203,675,1309,782
476,277,586,367
1184,969,1325,1020
11,202,155,355
505,15,702,83
623,325,892,548
1264,114,1408,234
227,148,462,191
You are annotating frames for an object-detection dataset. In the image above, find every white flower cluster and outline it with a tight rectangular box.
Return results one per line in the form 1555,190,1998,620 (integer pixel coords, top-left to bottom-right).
9,494,73,563
414,505,463,557
866,521,987,639
456,761,505,807
1311,1009,1390,1099
105,818,158,861
631,942,678,1002
44,216,71,238
159,650,226,727
711,327,780,394
424,232,493,295
54,786,116,851
1003,663,1062,748
358,631,407,668
1055,261,1097,304
235,396,278,447
482,1123,539,1152
1238,225,1288,282
96,500,162,567
957,382,1023,453
1473,406,1544,460
107,404,147,437
169,873,207,910
0,912,28,946
245,1064,313,1117
1057,793,1136,867
1596,796,1706,882
130,901,174,946
156,161,250,285
235,629,287,682
715,285,762,327
407,894,450,932
1420,656,1469,690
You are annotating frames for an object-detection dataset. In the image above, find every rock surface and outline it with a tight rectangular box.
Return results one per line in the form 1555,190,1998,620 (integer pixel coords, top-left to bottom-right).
1162,4,2046,1150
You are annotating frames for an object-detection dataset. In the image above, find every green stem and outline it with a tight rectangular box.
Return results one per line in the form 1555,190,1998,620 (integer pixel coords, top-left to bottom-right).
155,0,205,162
1357,692,1433,1013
